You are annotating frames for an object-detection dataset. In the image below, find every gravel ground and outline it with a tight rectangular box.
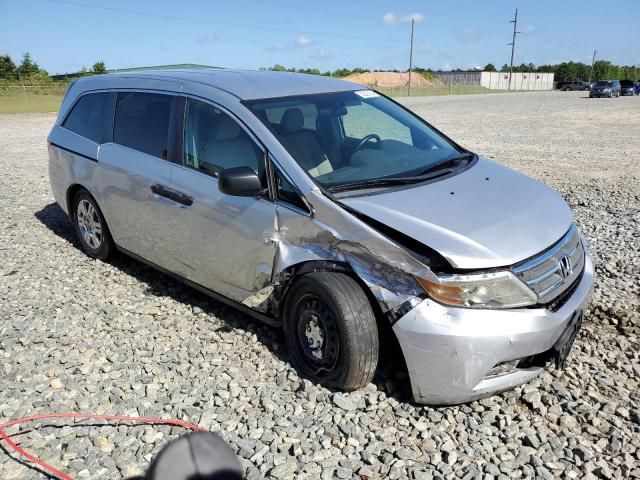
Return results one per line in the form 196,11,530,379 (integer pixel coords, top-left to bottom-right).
1,91,639,479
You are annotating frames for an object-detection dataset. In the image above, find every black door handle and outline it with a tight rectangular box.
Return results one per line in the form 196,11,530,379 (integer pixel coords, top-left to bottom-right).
151,184,193,206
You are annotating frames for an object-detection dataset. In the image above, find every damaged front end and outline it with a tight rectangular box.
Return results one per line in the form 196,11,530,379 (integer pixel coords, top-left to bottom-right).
241,187,442,324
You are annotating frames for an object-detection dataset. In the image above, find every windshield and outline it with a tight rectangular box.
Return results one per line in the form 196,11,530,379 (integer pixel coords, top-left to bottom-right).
620,80,633,86
245,90,463,189
595,81,612,87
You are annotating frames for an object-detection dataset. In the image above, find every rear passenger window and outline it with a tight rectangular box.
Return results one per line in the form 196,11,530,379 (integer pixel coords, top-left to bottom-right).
62,92,113,143
114,92,172,159
183,99,262,178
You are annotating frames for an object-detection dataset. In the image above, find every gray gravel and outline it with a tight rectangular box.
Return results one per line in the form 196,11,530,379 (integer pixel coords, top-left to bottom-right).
1,91,639,479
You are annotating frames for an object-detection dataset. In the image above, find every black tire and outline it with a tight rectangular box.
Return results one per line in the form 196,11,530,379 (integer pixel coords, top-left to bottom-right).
283,272,379,391
72,189,114,260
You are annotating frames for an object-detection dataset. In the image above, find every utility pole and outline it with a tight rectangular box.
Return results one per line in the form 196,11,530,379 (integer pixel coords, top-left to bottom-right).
588,49,597,83
507,8,520,91
408,18,415,96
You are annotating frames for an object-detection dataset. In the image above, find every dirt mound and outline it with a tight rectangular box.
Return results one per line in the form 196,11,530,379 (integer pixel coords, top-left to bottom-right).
343,71,437,87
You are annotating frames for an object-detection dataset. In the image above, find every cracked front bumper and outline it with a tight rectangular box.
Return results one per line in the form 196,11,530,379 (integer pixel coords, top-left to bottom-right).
393,252,594,405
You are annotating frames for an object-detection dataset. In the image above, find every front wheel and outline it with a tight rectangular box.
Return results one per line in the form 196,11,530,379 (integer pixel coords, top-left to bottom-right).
72,189,114,260
283,272,379,391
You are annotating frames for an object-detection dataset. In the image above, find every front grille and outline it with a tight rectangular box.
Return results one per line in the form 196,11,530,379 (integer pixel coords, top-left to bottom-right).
513,225,585,305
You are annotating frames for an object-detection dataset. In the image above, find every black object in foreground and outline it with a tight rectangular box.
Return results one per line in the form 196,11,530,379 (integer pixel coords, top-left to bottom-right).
146,432,242,480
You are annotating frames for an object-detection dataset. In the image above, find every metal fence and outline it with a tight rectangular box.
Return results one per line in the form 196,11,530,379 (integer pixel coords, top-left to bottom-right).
0,84,68,114
0,78,553,114
373,82,509,97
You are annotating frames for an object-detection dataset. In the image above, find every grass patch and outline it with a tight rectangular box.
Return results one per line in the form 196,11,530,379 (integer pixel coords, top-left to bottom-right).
0,91,64,114
0,84,531,114
0,82,67,113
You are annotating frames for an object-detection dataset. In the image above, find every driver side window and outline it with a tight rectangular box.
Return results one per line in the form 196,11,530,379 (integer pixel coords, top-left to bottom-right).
183,99,262,178
342,102,412,145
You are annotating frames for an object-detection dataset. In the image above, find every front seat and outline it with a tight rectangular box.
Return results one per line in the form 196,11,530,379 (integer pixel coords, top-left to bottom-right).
201,116,261,177
279,108,333,178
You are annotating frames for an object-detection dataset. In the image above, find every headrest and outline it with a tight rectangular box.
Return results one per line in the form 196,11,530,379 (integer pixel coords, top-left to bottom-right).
146,101,169,119
280,108,304,133
213,115,242,141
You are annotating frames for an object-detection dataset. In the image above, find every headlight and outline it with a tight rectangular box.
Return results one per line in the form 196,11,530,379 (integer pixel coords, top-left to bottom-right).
416,271,537,309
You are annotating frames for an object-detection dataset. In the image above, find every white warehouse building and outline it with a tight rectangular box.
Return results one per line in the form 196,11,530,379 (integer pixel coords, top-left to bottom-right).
433,71,555,91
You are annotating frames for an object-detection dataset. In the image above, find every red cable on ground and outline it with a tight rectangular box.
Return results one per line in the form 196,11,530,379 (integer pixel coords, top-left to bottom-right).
0,413,206,480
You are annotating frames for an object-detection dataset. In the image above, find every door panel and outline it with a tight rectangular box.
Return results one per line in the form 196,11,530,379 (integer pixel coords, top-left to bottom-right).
169,166,276,302
164,97,277,303
98,143,183,271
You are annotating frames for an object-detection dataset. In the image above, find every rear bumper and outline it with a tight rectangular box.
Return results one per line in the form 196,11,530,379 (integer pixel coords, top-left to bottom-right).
393,251,594,405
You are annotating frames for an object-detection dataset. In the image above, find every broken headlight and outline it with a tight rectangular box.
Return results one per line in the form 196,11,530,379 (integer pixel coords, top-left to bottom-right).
416,271,537,309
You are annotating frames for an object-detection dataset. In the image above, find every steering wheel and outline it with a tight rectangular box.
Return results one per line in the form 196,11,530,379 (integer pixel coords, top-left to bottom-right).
353,134,382,153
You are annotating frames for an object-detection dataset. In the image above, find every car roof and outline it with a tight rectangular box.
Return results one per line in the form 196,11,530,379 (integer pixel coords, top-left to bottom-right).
82,68,364,100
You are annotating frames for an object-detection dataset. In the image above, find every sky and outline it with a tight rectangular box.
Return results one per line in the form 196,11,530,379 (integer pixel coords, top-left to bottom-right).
0,0,638,75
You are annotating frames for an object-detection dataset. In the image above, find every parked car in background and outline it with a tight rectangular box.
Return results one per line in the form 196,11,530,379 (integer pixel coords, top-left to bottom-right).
589,80,621,98
562,82,591,91
620,80,636,96
48,69,594,405
636,82,640,95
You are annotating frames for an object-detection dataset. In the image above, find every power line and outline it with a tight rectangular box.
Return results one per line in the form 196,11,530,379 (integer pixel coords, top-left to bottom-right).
238,0,505,25
239,0,381,22
46,0,406,44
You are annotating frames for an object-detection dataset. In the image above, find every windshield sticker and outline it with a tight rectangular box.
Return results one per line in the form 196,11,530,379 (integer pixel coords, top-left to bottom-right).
355,90,380,99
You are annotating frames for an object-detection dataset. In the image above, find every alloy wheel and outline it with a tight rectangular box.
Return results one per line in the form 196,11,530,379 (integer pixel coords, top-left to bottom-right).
76,199,103,249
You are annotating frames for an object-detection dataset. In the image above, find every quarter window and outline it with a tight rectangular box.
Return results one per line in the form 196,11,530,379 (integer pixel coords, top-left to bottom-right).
114,92,173,159
62,92,113,143
183,99,262,177
275,168,308,212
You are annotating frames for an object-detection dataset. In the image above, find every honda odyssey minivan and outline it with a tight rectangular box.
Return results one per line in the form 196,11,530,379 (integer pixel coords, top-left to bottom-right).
48,70,594,404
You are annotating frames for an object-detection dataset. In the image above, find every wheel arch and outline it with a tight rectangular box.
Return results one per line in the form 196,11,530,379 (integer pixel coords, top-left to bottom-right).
66,184,110,227
276,260,367,318
66,183,87,215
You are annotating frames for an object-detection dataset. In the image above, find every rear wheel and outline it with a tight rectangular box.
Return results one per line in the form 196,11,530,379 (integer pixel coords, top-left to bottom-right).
72,189,114,260
283,272,379,391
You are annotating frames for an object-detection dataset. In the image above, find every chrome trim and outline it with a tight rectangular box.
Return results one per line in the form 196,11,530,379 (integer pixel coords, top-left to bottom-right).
513,224,585,304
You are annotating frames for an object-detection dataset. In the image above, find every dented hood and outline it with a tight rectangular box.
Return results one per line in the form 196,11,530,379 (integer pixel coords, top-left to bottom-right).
340,157,574,269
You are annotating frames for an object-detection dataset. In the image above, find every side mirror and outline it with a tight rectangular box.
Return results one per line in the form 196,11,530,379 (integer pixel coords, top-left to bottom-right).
218,167,263,197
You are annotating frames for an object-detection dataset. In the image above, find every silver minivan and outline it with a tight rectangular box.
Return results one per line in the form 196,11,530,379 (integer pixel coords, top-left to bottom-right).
48,70,594,404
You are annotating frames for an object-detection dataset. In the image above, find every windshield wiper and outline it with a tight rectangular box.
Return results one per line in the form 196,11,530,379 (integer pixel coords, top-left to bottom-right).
415,152,475,176
326,168,453,193
326,152,474,193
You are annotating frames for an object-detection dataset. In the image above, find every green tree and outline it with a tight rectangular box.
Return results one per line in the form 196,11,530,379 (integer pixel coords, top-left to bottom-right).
500,64,509,72
332,68,353,77
92,61,107,74
0,54,16,79
16,52,40,78
592,60,614,81
269,64,287,72
483,63,497,72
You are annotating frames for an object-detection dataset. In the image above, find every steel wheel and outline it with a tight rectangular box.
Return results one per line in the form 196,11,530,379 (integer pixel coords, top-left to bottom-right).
294,295,340,377
283,272,379,391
